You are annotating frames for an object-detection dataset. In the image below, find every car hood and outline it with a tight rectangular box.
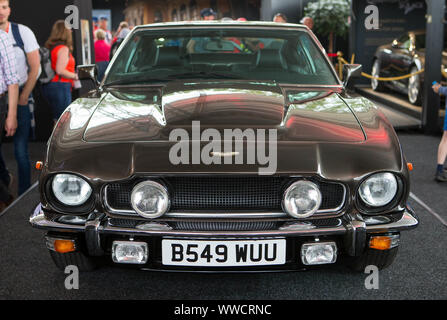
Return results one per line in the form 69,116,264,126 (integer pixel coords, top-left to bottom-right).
82,81,365,143
45,81,403,180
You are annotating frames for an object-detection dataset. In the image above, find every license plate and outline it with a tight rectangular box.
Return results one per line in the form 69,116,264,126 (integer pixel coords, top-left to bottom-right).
162,239,286,267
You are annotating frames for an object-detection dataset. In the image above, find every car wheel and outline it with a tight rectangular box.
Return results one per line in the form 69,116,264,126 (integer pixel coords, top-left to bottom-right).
408,66,422,105
348,247,398,272
371,59,385,92
48,249,97,272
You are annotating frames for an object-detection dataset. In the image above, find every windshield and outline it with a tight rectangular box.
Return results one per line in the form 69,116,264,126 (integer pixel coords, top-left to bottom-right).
105,27,339,86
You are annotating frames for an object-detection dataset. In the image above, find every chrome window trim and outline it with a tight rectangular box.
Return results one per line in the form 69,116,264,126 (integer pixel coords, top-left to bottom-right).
103,181,347,219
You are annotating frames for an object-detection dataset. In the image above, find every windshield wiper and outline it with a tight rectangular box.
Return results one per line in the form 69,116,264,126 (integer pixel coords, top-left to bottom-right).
103,73,180,87
170,71,244,80
103,78,173,87
103,72,244,87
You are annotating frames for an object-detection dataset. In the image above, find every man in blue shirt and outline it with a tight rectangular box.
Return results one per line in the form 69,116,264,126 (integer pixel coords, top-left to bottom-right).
432,83,447,182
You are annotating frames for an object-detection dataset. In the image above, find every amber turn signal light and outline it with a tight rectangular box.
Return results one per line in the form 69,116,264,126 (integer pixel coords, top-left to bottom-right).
407,163,413,171
53,240,76,254
35,161,43,170
369,236,392,250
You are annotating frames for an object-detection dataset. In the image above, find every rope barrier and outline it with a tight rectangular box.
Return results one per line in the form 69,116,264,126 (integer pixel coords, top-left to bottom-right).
336,52,446,82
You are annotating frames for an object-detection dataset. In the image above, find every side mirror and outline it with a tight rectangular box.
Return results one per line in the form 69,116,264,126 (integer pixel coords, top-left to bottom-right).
77,64,99,86
343,64,362,91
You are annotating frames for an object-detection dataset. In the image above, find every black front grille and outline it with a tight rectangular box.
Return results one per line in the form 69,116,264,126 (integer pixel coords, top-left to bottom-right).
169,176,286,211
105,176,345,214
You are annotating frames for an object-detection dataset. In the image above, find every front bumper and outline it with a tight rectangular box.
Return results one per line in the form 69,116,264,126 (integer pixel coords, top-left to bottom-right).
30,204,418,263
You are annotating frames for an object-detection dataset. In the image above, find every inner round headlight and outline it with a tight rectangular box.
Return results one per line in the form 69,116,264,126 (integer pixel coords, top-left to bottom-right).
131,181,169,219
283,181,322,219
359,172,398,207
51,174,92,206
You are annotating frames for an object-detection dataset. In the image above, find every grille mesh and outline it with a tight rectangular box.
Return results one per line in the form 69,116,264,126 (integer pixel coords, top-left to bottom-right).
172,221,280,231
105,177,345,213
108,218,342,231
169,176,285,211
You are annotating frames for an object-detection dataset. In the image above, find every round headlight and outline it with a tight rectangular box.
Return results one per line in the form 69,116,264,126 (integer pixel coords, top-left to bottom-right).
283,181,322,219
131,181,169,219
359,173,398,207
51,174,92,206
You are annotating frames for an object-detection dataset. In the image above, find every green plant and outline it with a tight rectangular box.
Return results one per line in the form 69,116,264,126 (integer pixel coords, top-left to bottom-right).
304,0,351,53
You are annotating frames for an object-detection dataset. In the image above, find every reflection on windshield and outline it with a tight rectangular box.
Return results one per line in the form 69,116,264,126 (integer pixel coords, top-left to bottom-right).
105,28,338,86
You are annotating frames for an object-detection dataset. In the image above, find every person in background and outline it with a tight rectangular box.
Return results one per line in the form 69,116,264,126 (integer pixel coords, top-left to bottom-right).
273,13,287,23
187,8,217,53
92,16,99,41
110,21,131,60
94,29,110,82
41,20,77,123
99,16,112,44
432,82,447,182
116,21,131,40
0,30,18,208
200,8,217,21
300,16,314,30
0,0,40,196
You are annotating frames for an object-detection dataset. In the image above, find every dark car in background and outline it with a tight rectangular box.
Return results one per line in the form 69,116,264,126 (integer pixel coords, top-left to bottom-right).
30,22,418,273
372,30,447,105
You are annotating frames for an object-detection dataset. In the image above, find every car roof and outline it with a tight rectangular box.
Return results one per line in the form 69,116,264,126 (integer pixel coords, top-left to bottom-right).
133,21,309,31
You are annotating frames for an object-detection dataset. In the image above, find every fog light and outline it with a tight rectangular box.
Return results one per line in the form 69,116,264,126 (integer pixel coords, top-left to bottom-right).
131,181,170,219
283,181,322,219
301,242,337,265
369,235,399,250
112,241,148,265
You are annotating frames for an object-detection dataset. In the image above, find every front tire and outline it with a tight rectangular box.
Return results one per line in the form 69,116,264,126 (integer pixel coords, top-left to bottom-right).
371,59,385,92
408,66,422,105
49,250,97,272
348,247,398,272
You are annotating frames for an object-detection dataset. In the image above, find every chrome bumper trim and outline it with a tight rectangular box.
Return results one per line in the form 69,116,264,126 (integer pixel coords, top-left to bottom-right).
100,223,347,237
30,204,419,238
365,210,419,233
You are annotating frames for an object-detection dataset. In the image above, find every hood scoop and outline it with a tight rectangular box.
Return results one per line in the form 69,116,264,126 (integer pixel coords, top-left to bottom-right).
83,83,364,143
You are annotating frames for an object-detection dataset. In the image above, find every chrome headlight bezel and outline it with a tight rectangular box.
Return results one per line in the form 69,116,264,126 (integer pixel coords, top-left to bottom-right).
47,173,94,214
283,180,323,219
357,172,403,214
131,180,170,219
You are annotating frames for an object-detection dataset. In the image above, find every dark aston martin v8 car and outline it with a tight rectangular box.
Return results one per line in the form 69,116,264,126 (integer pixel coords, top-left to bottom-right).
30,22,418,272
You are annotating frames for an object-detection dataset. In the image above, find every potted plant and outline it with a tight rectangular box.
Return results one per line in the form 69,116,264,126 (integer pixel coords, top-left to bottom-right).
304,0,351,54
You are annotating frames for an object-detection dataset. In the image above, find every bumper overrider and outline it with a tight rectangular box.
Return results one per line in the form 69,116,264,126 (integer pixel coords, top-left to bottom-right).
30,203,419,271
